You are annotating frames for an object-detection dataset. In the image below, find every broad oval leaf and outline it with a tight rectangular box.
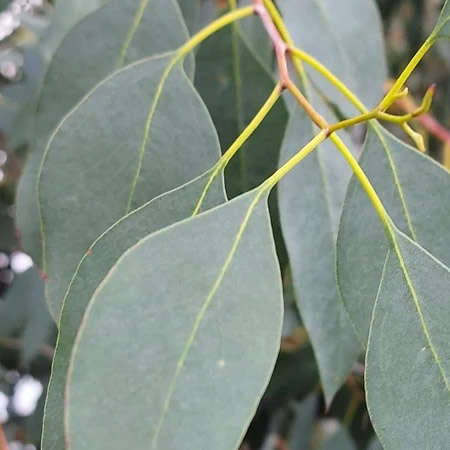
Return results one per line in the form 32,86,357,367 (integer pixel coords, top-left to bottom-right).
39,54,221,321
195,16,287,197
16,0,192,266
337,124,450,345
42,170,226,450
278,93,361,405
66,190,283,450
278,0,387,115
366,229,450,449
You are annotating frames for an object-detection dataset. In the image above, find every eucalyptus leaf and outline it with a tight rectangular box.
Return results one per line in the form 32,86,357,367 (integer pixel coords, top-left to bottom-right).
39,54,220,322
432,0,450,40
42,170,226,450
337,124,450,345
278,0,387,115
195,15,287,197
41,0,106,61
366,229,450,449
16,0,192,267
66,190,283,450
279,93,361,405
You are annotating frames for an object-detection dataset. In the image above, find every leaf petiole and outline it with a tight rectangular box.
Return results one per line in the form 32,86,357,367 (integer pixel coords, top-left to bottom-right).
192,84,282,216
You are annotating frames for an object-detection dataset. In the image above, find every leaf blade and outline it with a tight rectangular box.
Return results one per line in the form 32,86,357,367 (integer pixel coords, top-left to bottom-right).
366,230,450,448
65,191,283,449
16,0,192,266
337,124,450,345
42,170,226,450
278,0,387,115
39,55,221,321
278,94,361,405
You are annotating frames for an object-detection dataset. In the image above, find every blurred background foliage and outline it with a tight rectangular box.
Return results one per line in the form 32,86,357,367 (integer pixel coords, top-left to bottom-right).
0,0,448,448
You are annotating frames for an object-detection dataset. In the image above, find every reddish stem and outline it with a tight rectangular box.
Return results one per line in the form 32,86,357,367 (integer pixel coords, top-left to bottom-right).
0,424,9,450
253,0,289,88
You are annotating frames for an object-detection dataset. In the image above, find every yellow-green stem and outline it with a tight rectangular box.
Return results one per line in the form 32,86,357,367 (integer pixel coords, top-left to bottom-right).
192,85,282,216
263,130,327,190
379,38,433,111
288,46,368,114
331,136,391,228
176,6,254,60
261,0,393,232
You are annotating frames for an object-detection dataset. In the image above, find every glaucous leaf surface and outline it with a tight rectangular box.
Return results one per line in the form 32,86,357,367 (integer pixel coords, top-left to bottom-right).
366,230,450,449
42,171,226,450
337,124,450,345
40,0,106,61
432,0,450,39
39,54,220,321
66,191,283,450
195,16,287,197
17,0,192,267
278,92,361,405
278,0,387,115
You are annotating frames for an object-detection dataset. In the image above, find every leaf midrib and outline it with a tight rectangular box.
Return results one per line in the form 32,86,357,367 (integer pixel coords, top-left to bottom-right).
37,53,175,310
390,229,450,397
370,122,417,240
115,0,151,68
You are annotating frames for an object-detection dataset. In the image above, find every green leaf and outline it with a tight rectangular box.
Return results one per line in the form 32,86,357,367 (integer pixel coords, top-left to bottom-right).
16,0,192,267
38,54,221,322
431,0,450,40
40,0,106,61
66,190,282,449
195,14,287,197
278,0,387,115
366,229,450,449
337,124,450,345
42,170,226,450
278,92,361,405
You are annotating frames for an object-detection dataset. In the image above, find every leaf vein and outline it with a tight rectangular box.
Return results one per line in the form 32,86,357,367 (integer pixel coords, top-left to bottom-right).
150,192,264,448
115,0,151,68
373,123,418,241
392,234,450,397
